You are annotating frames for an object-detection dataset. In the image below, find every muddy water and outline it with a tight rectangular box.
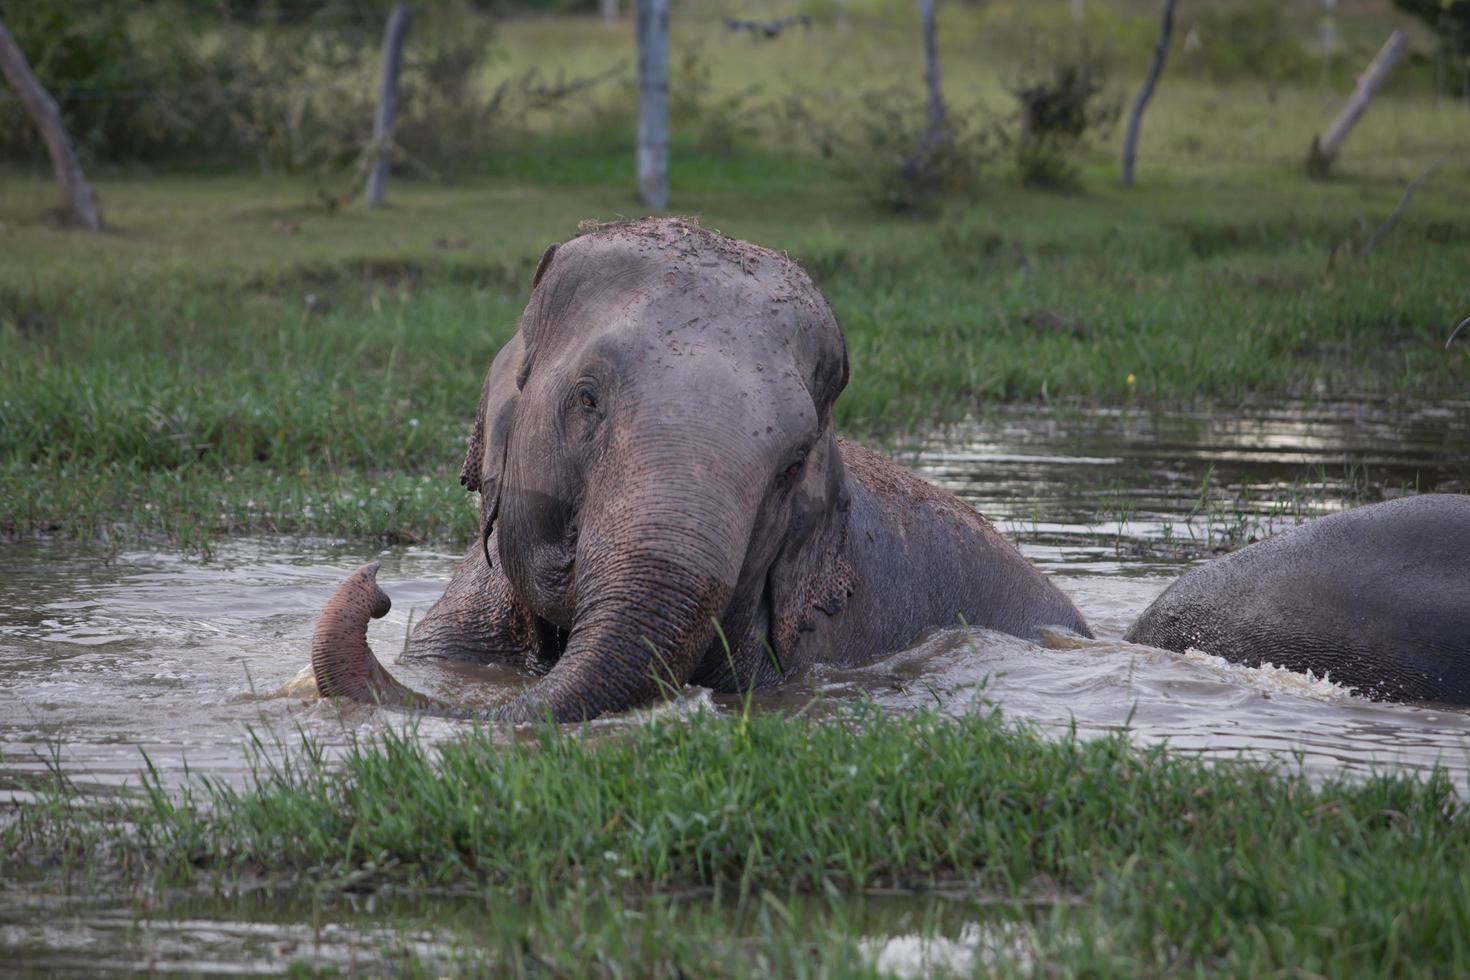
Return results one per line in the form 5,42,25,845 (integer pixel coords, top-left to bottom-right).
3,399,1469,973
0,887,1025,977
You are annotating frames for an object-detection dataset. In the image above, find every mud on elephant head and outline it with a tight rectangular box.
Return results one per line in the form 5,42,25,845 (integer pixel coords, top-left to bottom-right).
312,218,1089,723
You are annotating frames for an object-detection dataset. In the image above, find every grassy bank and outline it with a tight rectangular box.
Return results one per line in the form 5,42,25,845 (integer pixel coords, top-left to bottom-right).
3,154,1466,547
8,707,1468,975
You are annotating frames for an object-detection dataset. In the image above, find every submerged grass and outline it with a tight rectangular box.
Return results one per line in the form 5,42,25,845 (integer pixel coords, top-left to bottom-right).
7,707,1468,976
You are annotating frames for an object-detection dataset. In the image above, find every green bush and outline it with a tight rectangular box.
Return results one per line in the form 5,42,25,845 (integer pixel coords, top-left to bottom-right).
1178,0,1313,95
1005,44,1118,188
1394,0,1470,55
780,86,992,212
0,1,181,164
1394,0,1470,98
668,46,763,159
0,1,598,179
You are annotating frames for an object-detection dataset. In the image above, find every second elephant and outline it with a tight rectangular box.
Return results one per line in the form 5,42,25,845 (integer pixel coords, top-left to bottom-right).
1127,495,1470,704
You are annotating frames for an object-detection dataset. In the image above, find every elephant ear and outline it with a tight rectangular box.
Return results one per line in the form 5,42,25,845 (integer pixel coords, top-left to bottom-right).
460,243,559,561
768,430,853,668
460,332,523,563
532,241,559,289
768,277,852,665
795,284,849,429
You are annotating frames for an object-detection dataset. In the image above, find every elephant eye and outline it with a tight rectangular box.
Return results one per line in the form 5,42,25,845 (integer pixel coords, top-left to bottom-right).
781,459,804,483
573,381,599,412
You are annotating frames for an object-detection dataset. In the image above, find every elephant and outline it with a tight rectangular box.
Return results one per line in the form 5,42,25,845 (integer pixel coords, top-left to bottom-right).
310,217,1090,722
1126,494,1470,704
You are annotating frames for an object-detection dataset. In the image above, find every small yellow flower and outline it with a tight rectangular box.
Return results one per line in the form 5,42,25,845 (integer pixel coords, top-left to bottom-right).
1126,372,1137,387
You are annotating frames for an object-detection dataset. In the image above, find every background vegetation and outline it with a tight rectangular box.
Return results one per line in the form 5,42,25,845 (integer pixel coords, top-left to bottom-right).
3,0,1465,547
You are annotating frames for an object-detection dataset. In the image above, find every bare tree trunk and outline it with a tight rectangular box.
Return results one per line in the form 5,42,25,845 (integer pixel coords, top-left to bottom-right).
601,0,619,28
0,17,103,230
1319,0,1338,95
1363,151,1449,255
1307,29,1407,180
919,0,946,144
1121,0,1177,188
636,0,669,211
900,0,947,183
365,2,410,208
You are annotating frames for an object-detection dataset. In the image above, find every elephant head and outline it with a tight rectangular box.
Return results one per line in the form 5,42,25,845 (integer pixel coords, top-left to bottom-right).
313,218,854,722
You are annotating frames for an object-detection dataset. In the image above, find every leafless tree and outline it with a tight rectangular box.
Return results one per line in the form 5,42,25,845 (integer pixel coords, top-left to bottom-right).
1308,30,1408,179
1122,0,1177,187
901,0,948,183
0,16,103,229
636,0,669,210
366,2,410,208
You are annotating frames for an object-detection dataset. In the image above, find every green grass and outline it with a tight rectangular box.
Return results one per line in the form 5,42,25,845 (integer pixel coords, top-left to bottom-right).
8,706,1469,976
3,153,1467,547
0,2,1466,549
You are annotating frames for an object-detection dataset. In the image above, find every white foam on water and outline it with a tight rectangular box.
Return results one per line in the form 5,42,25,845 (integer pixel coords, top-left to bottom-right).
862,920,1044,978
1176,646,1357,703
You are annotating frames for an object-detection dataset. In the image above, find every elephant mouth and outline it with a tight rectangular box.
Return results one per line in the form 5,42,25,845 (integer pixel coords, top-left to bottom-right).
529,617,568,676
492,515,581,635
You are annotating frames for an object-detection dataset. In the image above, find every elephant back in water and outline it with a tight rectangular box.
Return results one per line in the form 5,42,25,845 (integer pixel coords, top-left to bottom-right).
1126,494,1470,704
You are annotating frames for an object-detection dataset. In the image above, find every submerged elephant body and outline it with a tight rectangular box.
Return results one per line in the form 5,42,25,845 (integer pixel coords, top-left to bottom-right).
313,218,1088,722
408,439,1086,685
1126,495,1470,704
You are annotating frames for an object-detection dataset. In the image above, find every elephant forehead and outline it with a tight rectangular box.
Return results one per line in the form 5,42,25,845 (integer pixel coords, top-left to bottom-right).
560,217,802,289
534,220,831,343
576,314,815,414
536,263,814,349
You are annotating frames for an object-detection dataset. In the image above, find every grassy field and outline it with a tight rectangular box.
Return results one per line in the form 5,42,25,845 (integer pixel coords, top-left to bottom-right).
9,707,1470,975
2,153,1466,548
3,3,1467,547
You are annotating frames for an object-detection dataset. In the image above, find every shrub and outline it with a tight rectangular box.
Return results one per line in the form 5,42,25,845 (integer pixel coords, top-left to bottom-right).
782,86,992,212
1394,0,1470,98
1178,0,1313,97
1005,44,1118,188
0,1,601,183
668,46,762,158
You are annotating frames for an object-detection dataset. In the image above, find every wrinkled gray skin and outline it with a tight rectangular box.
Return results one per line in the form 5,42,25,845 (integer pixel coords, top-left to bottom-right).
331,218,1088,723
1127,495,1470,704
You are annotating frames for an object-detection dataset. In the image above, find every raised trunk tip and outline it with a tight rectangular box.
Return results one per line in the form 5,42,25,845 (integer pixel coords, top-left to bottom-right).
310,561,435,710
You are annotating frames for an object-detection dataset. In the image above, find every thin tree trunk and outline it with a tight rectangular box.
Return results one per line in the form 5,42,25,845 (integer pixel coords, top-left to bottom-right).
601,0,619,28
365,2,410,208
1307,29,1407,179
1362,151,1449,255
636,0,669,211
1319,0,1337,95
900,0,946,183
0,17,103,230
919,0,945,145
1121,0,1177,188
1447,316,1468,351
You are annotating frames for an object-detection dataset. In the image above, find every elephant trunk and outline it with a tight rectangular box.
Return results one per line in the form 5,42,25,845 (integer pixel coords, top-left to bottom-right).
496,445,757,722
310,562,437,710
309,438,760,724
